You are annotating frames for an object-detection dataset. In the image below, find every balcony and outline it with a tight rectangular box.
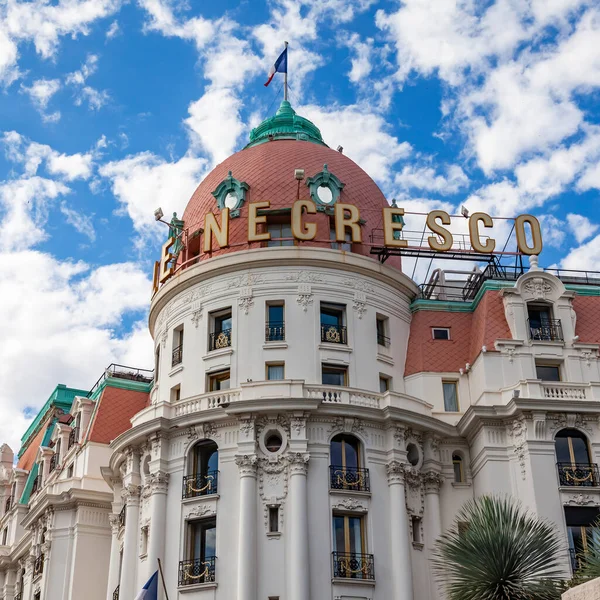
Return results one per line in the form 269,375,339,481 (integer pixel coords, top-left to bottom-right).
265,322,285,342
209,329,232,351
112,585,120,600
178,556,216,586
33,554,44,577
557,462,600,487
321,325,347,345
330,465,371,493
172,344,183,367
68,427,79,449
118,505,126,528
528,318,563,342
332,552,375,580
49,454,58,473
376,332,390,347
182,471,219,499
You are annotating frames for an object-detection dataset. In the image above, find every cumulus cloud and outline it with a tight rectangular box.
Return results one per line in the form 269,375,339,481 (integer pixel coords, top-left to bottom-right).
60,203,96,242
99,151,208,246
20,78,61,121
66,54,110,110
567,213,599,244
395,164,469,195
560,233,600,271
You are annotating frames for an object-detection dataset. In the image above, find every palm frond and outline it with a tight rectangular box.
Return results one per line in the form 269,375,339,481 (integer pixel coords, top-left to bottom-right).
432,495,565,600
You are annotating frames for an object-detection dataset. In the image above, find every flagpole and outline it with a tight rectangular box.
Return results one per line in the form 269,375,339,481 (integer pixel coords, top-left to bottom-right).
284,40,289,102
157,558,170,600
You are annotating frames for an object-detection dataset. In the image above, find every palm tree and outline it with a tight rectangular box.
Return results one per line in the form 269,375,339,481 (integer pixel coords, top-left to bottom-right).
575,521,600,581
432,495,565,600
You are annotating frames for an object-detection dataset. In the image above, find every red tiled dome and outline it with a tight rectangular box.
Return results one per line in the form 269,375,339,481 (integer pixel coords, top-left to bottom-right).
182,139,400,269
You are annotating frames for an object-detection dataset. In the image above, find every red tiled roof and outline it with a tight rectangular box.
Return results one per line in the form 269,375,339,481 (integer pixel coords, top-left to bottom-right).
17,425,47,471
87,386,149,444
573,296,600,344
181,140,402,271
405,290,511,376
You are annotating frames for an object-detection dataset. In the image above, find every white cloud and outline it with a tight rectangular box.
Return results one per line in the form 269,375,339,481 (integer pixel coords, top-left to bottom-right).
21,78,61,119
66,54,110,110
395,164,469,195
299,103,412,182
106,20,119,39
60,202,96,242
560,233,600,270
99,151,208,245
0,250,152,451
345,33,373,83
567,213,600,244
537,214,566,249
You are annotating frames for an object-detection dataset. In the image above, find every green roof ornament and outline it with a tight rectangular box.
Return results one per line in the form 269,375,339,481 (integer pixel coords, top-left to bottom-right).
246,100,327,148
168,212,185,254
305,164,345,211
390,199,405,241
211,171,249,218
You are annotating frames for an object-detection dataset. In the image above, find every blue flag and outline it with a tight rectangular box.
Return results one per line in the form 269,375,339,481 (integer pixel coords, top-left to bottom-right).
134,570,158,600
264,47,288,87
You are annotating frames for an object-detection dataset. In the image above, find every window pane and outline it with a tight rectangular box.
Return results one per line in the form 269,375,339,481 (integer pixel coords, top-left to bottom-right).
379,377,389,393
215,314,232,332
433,328,449,340
321,307,342,328
343,438,359,470
453,459,462,482
571,437,591,464
333,516,345,553
348,517,363,554
322,368,345,386
268,305,284,323
268,365,284,380
443,382,459,411
536,365,560,381
281,224,293,246
204,524,216,557
555,437,572,463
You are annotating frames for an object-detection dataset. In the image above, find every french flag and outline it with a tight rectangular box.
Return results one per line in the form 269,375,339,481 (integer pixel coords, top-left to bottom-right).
264,47,288,87
134,571,158,600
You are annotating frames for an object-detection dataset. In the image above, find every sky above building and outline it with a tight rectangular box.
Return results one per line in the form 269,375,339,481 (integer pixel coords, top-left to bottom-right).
1,0,599,451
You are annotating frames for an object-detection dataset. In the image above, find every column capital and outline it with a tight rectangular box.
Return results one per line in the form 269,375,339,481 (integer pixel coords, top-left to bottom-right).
122,484,142,504
147,471,170,494
288,452,309,476
422,470,443,494
235,454,258,477
108,514,121,535
386,460,406,485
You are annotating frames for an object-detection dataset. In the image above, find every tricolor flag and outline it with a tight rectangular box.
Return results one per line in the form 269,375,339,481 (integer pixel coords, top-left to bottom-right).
134,570,158,600
264,46,288,87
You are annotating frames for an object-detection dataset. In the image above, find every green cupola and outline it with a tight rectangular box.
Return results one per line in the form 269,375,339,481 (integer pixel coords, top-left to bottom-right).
246,101,327,148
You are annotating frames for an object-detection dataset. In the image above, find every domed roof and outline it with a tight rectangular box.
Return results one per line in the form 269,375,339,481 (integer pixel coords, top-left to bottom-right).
181,103,400,269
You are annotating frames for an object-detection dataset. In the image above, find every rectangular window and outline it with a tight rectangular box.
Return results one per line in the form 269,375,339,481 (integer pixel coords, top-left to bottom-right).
379,375,390,393
332,514,373,580
67,464,74,478
267,222,294,247
170,384,181,402
268,507,279,533
432,327,450,340
266,363,285,381
411,516,422,544
330,228,351,251
536,364,561,382
443,381,459,412
528,304,563,341
320,303,347,344
208,370,230,391
209,309,232,351
172,325,184,366
140,526,148,557
322,365,348,387
2,528,7,545
376,316,390,347
180,518,216,586
154,346,160,381
266,302,285,341
565,506,600,573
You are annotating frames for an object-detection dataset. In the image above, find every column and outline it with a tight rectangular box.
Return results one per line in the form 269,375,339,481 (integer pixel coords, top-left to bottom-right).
147,472,169,579
423,471,443,600
288,454,310,600
236,456,257,600
3,568,16,600
386,462,413,600
21,557,33,600
120,485,141,599
106,515,121,600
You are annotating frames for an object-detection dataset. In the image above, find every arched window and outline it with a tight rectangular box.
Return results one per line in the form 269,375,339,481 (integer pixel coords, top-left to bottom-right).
329,434,369,492
556,429,596,487
184,441,218,498
452,453,464,483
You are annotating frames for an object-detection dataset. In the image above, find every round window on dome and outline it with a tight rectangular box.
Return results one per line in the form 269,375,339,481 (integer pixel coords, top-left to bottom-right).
224,191,239,209
316,184,333,204
265,433,283,453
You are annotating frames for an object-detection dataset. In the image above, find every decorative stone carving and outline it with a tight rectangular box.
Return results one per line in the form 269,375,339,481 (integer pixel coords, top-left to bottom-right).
404,467,424,516
296,284,313,312
507,417,527,480
288,453,310,476
333,497,367,512
108,514,120,535
239,419,254,440
146,471,170,494
238,287,254,315
290,417,305,438
523,278,553,300
386,461,405,485
121,484,142,503
565,493,597,506
393,425,406,447
160,329,167,349
422,471,443,494
351,418,367,437
191,308,203,328
352,291,367,319
548,413,568,434
285,271,323,283
235,455,258,477
187,503,215,519
228,273,263,289
342,278,374,293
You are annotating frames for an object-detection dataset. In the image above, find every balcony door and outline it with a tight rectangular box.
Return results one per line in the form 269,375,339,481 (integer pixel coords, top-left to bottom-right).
565,507,600,572
185,441,218,498
332,514,373,580
556,429,595,487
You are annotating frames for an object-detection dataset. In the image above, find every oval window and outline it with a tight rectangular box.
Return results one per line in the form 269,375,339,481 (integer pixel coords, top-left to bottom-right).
317,184,333,204
265,433,283,453
407,443,419,466
225,191,238,209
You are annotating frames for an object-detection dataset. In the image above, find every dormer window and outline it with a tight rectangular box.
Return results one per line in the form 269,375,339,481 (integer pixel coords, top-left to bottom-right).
528,303,563,341
211,171,249,218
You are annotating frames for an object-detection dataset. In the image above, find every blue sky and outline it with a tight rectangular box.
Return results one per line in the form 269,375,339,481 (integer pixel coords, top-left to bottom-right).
1,0,600,450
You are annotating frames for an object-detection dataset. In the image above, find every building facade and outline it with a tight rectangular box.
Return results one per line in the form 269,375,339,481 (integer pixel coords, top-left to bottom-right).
1,102,600,600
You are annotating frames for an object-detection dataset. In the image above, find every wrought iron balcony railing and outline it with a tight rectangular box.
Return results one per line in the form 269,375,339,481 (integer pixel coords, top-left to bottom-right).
376,332,390,347
329,465,371,492
112,584,120,600
182,471,219,499
528,318,564,342
570,548,585,573
68,427,79,449
178,556,216,586
209,329,232,351
31,476,40,495
332,551,375,580
557,462,600,486
14,593,21,600
118,505,126,528
172,344,183,367
265,322,285,342
321,325,347,344
49,454,58,473
33,554,44,577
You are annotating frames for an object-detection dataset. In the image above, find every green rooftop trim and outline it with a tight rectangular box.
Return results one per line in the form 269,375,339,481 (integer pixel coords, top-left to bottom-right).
18,384,87,458
246,101,327,148
20,422,54,504
89,375,153,401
